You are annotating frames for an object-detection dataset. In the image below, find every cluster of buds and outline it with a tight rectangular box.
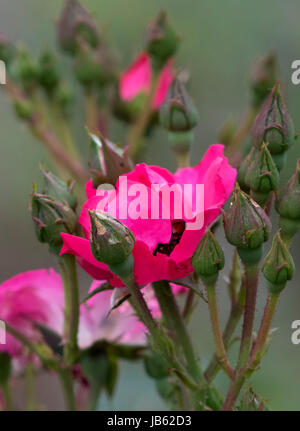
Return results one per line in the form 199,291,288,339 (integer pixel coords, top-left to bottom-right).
275,160,300,242
30,168,77,255
251,82,296,171
57,0,116,91
223,184,271,265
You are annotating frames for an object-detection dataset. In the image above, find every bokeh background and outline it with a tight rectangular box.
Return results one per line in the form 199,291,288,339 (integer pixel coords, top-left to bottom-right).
1,0,300,410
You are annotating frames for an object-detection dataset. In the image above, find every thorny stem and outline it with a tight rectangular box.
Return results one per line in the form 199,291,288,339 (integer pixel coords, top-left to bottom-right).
206,284,234,380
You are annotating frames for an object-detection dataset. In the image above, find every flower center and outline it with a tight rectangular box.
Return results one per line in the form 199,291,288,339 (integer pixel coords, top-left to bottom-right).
153,220,186,257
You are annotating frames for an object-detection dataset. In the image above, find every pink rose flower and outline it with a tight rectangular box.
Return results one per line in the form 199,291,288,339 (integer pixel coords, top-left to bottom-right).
0,269,151,360
61,144,236,286
119,51,173,109
0,269,64,358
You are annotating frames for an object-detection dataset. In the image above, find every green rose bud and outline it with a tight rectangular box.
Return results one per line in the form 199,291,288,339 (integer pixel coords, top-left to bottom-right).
251,82,295,169
237,147,255,193
89,211,135,274
262,231,295,293
31,189,77,255
15,47,39,93
276,159,300,241
223,184,271,264
13,98,34,121
57,0,99,55
38,49,60,95
146,11,179,69
246,142,279,206
160,76,198,133
191,229,225,285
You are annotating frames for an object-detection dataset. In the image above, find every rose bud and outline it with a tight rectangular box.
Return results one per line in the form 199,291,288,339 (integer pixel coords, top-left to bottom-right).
160,76,198,159
237,147,255,193
251,82,296,171
191,229,225,285
246,142,279,206
14,47,40,93
223,184,271,265
250,52,277,109
146,10,179,69
89,211,135,276
275,159,300,243
38,49,60,95
31,188,77,255
56,82,74,116
41,166,77,210
56,0,99,55
262,231,295,293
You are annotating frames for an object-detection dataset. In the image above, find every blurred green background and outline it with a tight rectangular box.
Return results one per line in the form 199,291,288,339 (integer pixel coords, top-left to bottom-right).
1,0,300,410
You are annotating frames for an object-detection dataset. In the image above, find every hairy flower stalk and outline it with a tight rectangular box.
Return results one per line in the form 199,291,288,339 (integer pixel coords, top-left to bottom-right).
192,230,233,379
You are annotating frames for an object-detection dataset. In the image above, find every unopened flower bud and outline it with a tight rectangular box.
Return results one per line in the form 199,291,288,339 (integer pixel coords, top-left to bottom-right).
191,229,225,285
41,166,77,210
38,49,60,95
250,52,277,109
160,76,198,155
88,133,132,186
56,83,74,115
237,147,255,193
89,211,135,273
146,11,179,69
262,231,295,293
251,82,295,170
223,184,271,264
57,0,99,55
246,142,279,206
276,159,300,240
160,77,198,133
74,44,115,88
31,188,77,255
